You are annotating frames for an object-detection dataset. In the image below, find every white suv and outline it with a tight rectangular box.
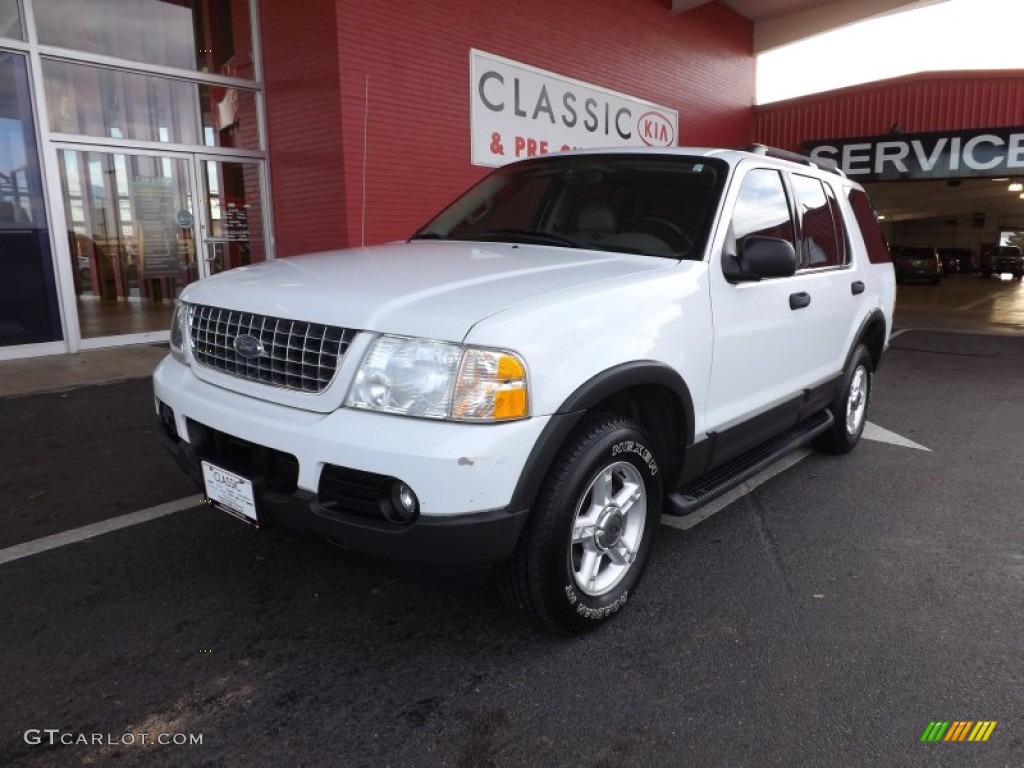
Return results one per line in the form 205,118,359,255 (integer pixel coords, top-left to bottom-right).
154,146,895,633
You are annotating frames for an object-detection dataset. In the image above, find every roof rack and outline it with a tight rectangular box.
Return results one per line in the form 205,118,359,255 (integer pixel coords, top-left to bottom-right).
745,144,846,177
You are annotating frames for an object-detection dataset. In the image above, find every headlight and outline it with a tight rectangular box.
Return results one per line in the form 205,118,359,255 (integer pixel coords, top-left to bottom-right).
169,301,191,365
345,335,529,421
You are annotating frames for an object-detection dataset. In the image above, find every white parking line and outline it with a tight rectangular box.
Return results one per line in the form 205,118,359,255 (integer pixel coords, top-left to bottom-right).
955,295,998,312
1,415,921,565
0,495,202,566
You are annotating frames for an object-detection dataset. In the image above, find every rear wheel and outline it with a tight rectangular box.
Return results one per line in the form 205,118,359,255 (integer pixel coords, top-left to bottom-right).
815,344,872,455
497,414,662,634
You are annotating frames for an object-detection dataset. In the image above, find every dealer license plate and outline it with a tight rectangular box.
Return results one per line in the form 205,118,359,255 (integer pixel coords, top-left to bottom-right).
201,461,259,527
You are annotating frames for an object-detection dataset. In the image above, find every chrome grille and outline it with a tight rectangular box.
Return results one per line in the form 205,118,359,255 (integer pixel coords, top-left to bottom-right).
188,304,356,393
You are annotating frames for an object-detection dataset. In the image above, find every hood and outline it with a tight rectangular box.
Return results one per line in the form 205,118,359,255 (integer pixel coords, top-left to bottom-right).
181,240,677,340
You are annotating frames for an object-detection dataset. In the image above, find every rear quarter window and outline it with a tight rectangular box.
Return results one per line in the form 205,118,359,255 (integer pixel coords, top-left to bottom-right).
848,188,891,264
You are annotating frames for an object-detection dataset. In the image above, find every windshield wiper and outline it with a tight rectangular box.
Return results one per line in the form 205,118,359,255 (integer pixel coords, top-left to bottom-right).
409,232,448,240
475,229,584,248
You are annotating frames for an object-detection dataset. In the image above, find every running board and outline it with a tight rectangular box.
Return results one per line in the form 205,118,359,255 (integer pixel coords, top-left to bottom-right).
664,410,834,516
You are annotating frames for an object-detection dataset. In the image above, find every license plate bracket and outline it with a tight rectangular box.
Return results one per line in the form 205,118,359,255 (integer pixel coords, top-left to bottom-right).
201,461,260,527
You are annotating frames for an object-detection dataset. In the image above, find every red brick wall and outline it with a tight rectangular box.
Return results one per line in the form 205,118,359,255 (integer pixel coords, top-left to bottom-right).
260,0,349,255
264,0,754,253
755,71,1024,152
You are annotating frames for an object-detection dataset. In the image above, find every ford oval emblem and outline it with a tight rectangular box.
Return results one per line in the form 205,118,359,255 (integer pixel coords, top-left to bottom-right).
637,111,676,147
233,334,264,359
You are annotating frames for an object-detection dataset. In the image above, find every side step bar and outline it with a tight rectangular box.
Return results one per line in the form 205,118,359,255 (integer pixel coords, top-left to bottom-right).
664,410,834,516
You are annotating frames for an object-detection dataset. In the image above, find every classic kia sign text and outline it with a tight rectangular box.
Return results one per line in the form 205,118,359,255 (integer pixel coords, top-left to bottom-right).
470,49,679,167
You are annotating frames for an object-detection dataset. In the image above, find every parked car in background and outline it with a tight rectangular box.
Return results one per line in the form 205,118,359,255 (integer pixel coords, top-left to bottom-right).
893,245,942,284
938,247,970,275
980,245,1024,279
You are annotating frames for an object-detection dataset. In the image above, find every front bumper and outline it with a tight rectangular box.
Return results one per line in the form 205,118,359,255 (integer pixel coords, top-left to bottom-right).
153,356,545,567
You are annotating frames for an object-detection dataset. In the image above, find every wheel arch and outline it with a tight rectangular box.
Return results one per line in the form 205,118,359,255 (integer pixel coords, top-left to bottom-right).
855,308,888,372
507,361,695,515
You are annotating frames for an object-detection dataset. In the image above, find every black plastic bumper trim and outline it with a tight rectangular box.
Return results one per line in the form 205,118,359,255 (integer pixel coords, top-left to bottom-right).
155,415,529,568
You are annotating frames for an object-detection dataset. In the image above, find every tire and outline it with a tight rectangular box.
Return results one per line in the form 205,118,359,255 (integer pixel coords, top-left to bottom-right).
496,414,662,634
814,343,872,455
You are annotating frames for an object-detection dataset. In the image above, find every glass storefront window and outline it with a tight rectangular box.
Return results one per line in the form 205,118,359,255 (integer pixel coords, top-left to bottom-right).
45,60,200,144
0,51,62,346
0,0,22,40
34,0,254,79
59,149,197,338
43,60,259,150
58,150,269,338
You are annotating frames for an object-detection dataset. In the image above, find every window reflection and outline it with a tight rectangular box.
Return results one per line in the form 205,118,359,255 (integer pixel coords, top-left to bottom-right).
0,52,62,346
732,169,795,248
59,149,197,338
45,60,199,144
43,60,259,149
201,159,263,274
34,0,253,78
0,0,22,40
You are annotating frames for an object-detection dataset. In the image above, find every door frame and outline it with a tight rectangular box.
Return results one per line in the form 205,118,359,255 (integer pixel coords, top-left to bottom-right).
46,141,272,351
191,153,272,278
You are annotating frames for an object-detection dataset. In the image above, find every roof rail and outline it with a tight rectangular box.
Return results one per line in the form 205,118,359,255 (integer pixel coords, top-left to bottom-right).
745,144,846,177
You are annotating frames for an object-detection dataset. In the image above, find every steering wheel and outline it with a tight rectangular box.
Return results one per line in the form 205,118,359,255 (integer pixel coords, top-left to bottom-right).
628,217,694,254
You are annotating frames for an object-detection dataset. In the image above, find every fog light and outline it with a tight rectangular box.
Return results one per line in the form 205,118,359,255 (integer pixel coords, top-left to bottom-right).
387,481,419,524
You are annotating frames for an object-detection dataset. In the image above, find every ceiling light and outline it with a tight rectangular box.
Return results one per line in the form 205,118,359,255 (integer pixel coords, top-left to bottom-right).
993,177,1010,182
1009,182,1023,192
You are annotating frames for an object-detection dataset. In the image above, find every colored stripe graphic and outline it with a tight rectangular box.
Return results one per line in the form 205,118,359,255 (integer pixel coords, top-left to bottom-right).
921,721,950,741
945,721,972,741
969,722,998,742
921,720,996,742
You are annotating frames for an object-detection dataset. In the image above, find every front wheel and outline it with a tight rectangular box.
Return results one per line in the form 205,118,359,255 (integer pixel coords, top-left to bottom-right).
815,344,872,455
497,414,662,634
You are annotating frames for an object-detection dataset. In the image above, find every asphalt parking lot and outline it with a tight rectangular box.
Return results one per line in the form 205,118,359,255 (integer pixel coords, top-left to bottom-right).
2,319,1023,766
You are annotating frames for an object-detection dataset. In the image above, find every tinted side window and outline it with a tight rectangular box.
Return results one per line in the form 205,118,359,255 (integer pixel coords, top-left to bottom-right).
825,181,849,266
791,173,842,269
848,187,891,264
731,169,795,253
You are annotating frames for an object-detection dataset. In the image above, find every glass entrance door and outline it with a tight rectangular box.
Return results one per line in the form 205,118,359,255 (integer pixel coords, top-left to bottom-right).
56,148,267,340
195,157,266,276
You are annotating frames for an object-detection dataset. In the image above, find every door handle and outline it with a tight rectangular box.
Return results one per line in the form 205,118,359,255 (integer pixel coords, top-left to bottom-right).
851,281,865,295
789,291,811,310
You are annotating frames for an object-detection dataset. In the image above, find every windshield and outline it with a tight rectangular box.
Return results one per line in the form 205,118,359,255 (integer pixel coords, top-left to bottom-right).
413,154,726,260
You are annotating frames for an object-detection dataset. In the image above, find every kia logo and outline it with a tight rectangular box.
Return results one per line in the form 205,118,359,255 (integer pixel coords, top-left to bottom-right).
233,334,264,359
637,111,675,147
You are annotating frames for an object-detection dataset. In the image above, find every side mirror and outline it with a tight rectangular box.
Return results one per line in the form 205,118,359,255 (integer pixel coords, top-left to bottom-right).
724,236,797,283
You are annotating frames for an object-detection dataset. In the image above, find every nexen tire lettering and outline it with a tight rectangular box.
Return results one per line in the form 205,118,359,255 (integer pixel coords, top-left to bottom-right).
611,441,658,475
575,591,629,619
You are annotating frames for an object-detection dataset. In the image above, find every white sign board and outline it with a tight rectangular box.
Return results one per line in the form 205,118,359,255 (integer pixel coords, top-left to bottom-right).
470,49,679,167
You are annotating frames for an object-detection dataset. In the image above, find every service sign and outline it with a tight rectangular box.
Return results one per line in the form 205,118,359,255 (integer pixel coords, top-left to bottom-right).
470,49,679,167
805,127,1024,182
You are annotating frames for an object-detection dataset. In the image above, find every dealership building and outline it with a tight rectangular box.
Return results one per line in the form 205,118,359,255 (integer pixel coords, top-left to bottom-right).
1,0,1020,359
